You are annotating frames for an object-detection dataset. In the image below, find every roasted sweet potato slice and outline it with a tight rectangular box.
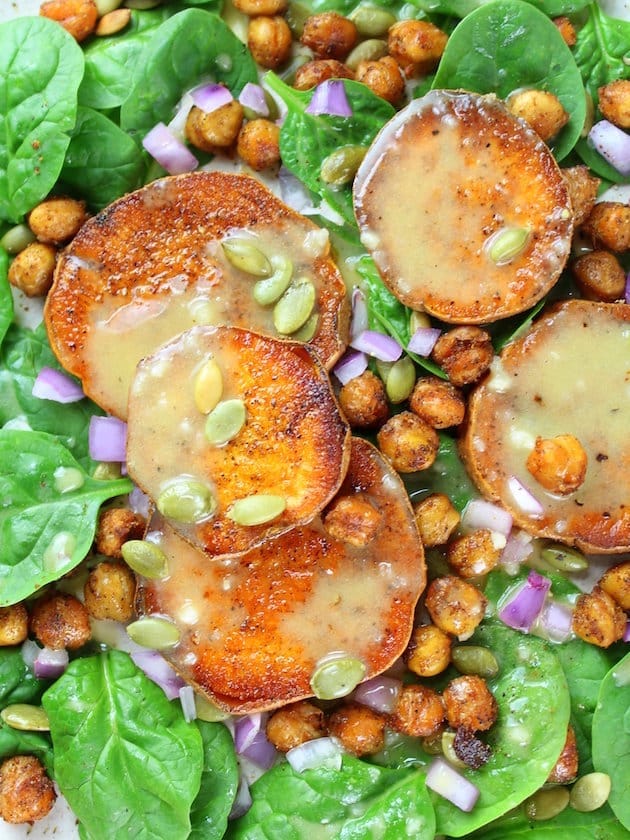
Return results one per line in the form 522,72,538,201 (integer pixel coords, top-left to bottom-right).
126,325,351,558
136,438,425,713
44,171,349,418
353,89,573,324
461,300,630,553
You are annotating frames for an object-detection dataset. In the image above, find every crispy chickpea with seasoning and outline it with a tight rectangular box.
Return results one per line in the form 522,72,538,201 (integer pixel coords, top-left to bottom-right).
553,16,577,47
443,675,498,732
389,684,445,738
598,79,630,129
506,89,569,142
572,585,626,648
300,12,358,61
8,242,56,297
233,0,287,15
323,494,382,547
248,16,292,69
266,700,325,751
409,376,465,429
338,370,389,429
28,197,87,246
0,604,28,646
29,592,91,651
406,623,452,678
377,411,439,473
598,561,630,610
413,493,460,547
40,0,98,42
0,755,56,824
83,561,136,622
294,59,354,90
562,166,600,227
327,702,387,756
425,575,488,639
547,725,579,784
572,250,626,302
526,434,588,495
581,201,630,252
95,507,146,559
355,56,405,106
446,529,503,579
387,20,448,77
185,100,244,154
431,326,494,387
237,119,281,171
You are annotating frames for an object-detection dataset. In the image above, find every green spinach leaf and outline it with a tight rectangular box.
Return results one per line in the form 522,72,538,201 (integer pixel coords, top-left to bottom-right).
468,800,628,838
0,646,50,707
0,429,132,606
0,17,84,223
42,650,203,840
0,248,12,345
572,3,630,103
0,719,53,775
432,0,586,160
190,721,239,839
405,432,477,512
411,0,590,14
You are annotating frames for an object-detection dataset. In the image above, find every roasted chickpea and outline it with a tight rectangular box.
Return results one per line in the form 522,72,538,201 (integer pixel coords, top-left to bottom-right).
526,434,588,495
547,725,579,784
442,675,498,732
323,494,382,547
248,16,292,69
446,529,503,579
387,20,448,76
28,197,87,245
327,702,387,756
598,79,630,129
389,684,445,738
572,250,626,302
338,370,389,429
581,201,630,252
233,0,287,15
354,55,405,105
431,327,494,387
598,561,630,610
237,119,281,170
553,16,577,47
572,585,626,648
0,756,56,824
406,623,452,678
83,561,136,622
413,493,460,547
300,12,358,61
424,576,488,639
377,411,439,473
185,101,244,154
266,701,325,751
7,242,56,297
409,376,465,429
29,592,91,650
0,604,29,646
95,507,146,559
293,59,354,90
40,0,98,42
562,166,600,227
506,89,569,142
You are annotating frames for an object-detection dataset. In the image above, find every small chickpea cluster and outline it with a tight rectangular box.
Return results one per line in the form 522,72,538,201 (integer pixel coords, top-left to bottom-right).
39,0,132,42
572,560,630,648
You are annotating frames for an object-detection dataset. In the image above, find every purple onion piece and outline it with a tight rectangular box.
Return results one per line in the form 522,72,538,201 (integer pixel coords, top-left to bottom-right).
229,776,252,820
498,571,551,632
350,287,369,339
131,650,185,700
350,329,402,362
462,499,513,537
89,415,127,462
426,757,480,812
238,82,269,116
305,80,352,117
353,675,401,713
240,729,277,770
588,120,630,176
407,327,441,357
33,647,69,680
191,83,233,113
625,272,630,305
234,713,263,753
286,736,343,773
333,349,368,385
142,122,198,175
32,367,84,403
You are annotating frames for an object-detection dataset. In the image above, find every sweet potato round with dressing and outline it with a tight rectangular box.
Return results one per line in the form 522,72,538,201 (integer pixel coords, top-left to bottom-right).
126,325,351,558
353,89,573,324
136,438,425,713
461,300,630,552
44,171,349,419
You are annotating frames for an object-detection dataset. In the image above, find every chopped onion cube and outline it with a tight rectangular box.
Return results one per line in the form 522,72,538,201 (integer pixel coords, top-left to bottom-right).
498,570,551,632
130,650,185,700
462,499,513,537
241,729,277,769
179,685,197,722
229,776,252,820
21,639,41,672
353,675,401,713
625,272,630,305
407,326,441,357
234,713,263,753
33,647,69,680
333,348,368,385
191,83,233,113
588,120,630,176
238,82,269,117
32,367,84,403
350,329,402,362
89,416,127,463
286,737,344,773
350,286,369,339
506,476,544,516
426,757,480,812
142,122,198,175
500,529,533,574
305,80,352,117
537,599,574,643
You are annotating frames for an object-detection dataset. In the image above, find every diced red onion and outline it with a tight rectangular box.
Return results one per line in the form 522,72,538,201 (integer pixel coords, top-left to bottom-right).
234,713,263,753
625,272,630,305
240,729,277,769
131,649,185,700
537,599,574,643
142,122,198,175
33,647,69,680
426,757,480,812
353,675,401,714
350,329,402,362
179,685,197,722
286,736,344,773
498,570,551,632
305,80,352,117
350,287,369,339
89,415,127,462
500,529,533,574
506,476,544,517
128,485,151,517
278,166,313,213
407,327,441,357
21,639,41,672
624,620,630,643
588,120,630,176
238,82,269,117
32,367,84,403
191,83,233,113
229,775,252,820
333,348,368,385
462,499,513,537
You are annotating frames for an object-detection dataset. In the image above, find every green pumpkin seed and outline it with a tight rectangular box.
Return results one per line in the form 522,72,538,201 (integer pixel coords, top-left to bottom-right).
157,478,216,523
310,654,366,700
274,279,316,335
43,532,77,574
222,238,272,277
124,0,162,9
409,310,432,334
93,462,123,481
525,787,570,821
541,542,589,573
349,6,396,37
121,540,169,579
451,645,500,679
95,0,123,14
127,616,181,649
346,38,389,71
253,255,293,306
1,704,50,731
194,358,223,414
375,360,393,382
569,773,611,812
385,356,416,404
292,313,319,342
53,466,85,494
321,146,368,187
205,399,247,446
0,223,36,254
440,731,469,769
227,494,286,526
195,695,231,722
486,226,530,265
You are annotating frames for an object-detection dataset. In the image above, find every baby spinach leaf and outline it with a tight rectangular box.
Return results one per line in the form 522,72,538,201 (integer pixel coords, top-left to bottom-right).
0,248,12,345
0,17,84,223
190,721,239,839
468,800,628,838
228,755,435,839
592,652,630,830
432,0,586,161
0,429,132,606
572,3,630,103
120,10,258,142
43,650,204,840
405,432,477,512
60,107,146,211
265,73,394,229
0,647,50,707
413,0,590,13
0,719,53,775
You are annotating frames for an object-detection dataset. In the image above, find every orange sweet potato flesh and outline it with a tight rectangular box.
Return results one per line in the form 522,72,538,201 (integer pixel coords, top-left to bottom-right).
137,438,426,713
44,171,349,419
353,89,573,324
461,300,630,553
126,325,351,558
